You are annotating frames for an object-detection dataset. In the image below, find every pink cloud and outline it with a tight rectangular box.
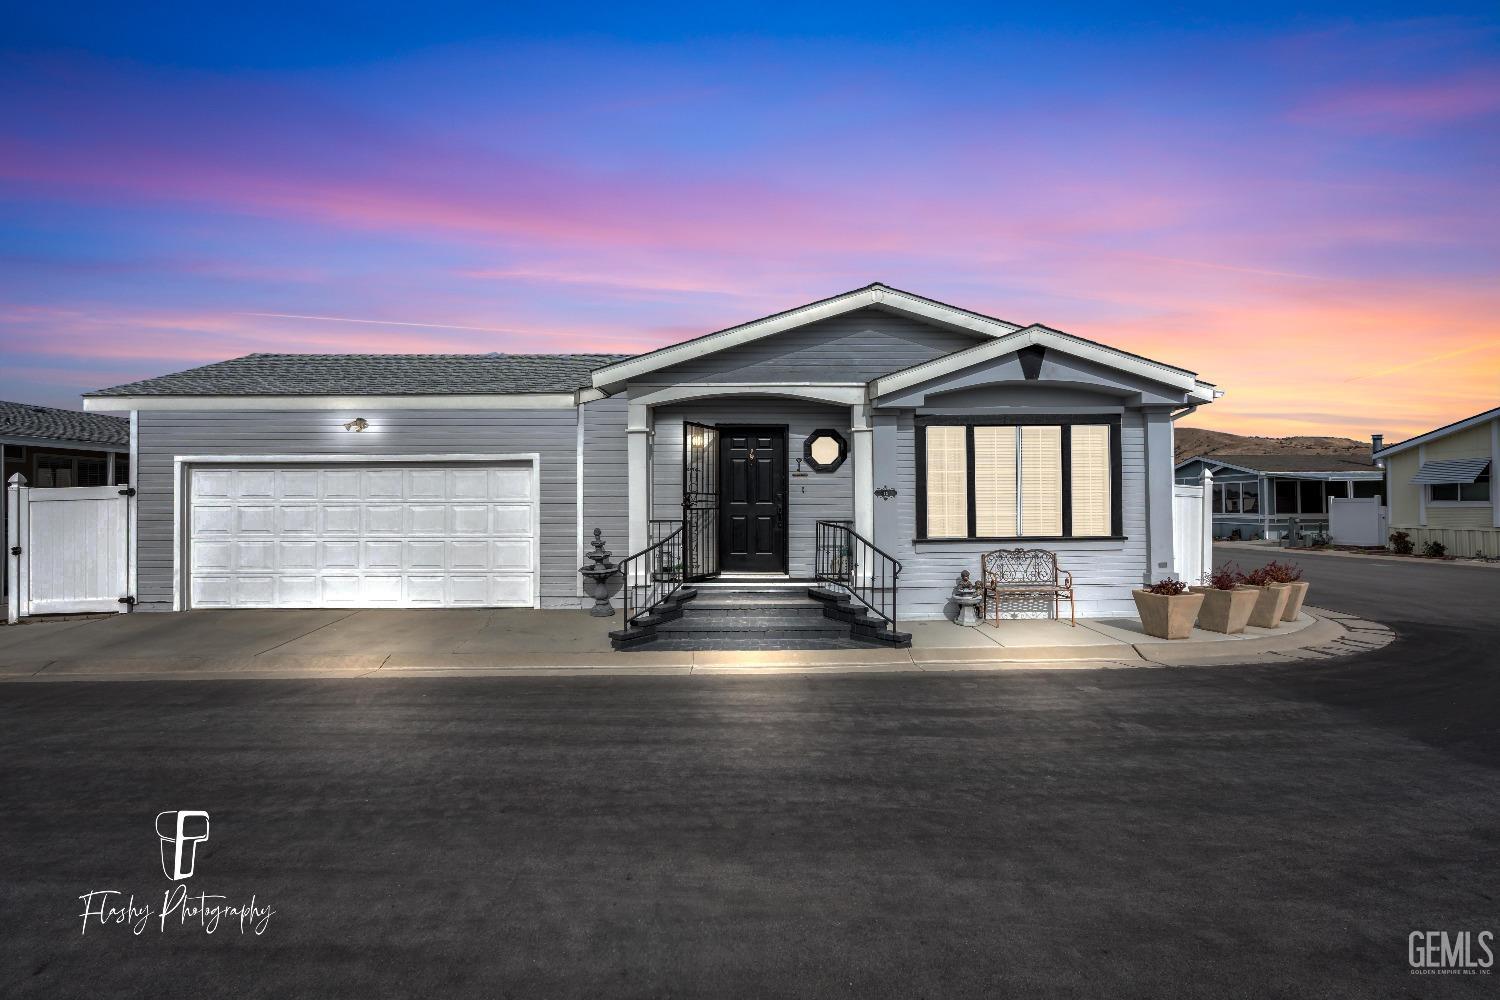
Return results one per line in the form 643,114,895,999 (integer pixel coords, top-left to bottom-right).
1291,70,1500,130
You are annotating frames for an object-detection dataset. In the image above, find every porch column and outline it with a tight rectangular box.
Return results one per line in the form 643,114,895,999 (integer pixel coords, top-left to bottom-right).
627,401,653,559
871,412,900,549
851,402,873,541
1143,409,1175,583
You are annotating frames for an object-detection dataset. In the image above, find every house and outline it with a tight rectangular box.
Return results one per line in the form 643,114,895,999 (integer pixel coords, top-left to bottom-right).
1,400,130,488
1174,454,1383,540
1373,406,1499,558
81,284,1219,621
2,401,130,597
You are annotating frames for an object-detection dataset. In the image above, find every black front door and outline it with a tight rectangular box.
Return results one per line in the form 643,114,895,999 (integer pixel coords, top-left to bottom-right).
719,427,787,573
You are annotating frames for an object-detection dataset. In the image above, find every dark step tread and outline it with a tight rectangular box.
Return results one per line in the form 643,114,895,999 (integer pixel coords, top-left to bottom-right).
621,637,887,652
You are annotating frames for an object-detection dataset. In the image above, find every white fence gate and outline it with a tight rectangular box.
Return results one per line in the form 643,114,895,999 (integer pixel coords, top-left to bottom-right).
1172,475,1214,586
7,475,132,622
1328,497,1387,547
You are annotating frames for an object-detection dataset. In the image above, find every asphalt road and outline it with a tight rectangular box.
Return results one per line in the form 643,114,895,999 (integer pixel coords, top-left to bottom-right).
2,548,1497,999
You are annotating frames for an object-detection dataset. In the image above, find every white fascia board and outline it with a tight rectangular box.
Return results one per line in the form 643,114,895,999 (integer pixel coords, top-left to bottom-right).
84,393,579,412
1372,407,1500,459
589,286,1023,390
870,326,1201,398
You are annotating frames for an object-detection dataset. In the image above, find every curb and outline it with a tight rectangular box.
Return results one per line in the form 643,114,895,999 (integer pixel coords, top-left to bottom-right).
0,608,1396,683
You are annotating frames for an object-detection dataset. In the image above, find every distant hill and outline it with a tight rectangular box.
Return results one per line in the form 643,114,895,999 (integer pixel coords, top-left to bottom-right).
1175,428,1371,465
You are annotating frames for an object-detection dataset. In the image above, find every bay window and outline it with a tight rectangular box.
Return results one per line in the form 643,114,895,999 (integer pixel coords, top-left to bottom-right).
918,416,1121,540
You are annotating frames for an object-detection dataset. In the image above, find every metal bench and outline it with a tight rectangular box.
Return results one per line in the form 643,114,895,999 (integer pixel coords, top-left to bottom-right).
980,548,1076,627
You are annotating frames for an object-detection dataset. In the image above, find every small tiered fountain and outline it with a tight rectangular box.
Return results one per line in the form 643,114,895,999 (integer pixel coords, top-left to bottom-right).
951,570,983,627
579,528,620,617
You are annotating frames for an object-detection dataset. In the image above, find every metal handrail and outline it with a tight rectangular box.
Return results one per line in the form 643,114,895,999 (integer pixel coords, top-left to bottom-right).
620,521,686,626
814,520,901,631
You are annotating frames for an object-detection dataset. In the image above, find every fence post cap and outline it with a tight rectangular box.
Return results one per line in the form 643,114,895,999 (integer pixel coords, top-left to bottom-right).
6,473,26,487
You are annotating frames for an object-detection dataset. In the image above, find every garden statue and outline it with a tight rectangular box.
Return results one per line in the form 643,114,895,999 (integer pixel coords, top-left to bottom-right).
951,570,983,627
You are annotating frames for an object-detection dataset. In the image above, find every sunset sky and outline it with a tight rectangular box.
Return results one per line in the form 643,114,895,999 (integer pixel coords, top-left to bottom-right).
3,3,1497,439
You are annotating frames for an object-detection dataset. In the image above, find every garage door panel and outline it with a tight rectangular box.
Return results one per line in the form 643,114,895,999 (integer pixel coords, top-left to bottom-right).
322,540,360,569
237,541,276,571
364,469,404,499
491,505,531,535
192,541,233,572
492,539,531,570
409,505,446,534
279,469,320,499
448,539,490,570
280,505,318,533
321,506,360,534
322,470,361,499
193,505,234,534
233,470,277,499
279,540,319,570
449,469,490,500
408,540,445,570
364,505,404,534
189,462,536,609
451,505,490,535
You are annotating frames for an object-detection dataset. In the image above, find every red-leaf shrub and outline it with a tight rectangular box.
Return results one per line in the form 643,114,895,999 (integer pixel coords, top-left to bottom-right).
1145,578,1189,596
1204,562,1240,590
1263,560,1303,583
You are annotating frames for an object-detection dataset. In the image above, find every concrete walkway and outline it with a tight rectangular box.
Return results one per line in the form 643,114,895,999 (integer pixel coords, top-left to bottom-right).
0,604,1394,682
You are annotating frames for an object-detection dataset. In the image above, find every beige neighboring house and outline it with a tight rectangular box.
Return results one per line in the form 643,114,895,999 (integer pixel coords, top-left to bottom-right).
1373,405,1500,557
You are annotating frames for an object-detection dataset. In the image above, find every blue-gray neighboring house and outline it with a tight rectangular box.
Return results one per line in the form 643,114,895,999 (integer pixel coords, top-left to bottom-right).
83,284,1219,622
1174,453,1382,540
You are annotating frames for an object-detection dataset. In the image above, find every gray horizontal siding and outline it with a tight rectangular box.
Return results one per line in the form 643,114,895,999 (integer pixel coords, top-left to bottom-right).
650,402,854,578
134,409,581,610
889,409,1149,619
581,395,629,566
634,308,985,385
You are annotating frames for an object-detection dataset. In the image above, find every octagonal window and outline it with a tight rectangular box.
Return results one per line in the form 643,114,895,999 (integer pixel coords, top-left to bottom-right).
804,429,848,473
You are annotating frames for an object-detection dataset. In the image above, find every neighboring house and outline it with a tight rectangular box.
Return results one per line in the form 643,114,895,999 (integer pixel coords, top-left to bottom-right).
1373,406,1499,558
1,400,130,598
1,400,130,488
1174,454,1383,540
82,284,1219,618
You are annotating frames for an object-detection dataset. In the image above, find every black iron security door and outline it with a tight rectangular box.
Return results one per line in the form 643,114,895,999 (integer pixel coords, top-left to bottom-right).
682,421,720,580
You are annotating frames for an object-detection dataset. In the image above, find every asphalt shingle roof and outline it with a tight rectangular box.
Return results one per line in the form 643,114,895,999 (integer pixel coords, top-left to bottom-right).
0,400,128,447
1200,454,1379,474
84,353,634,397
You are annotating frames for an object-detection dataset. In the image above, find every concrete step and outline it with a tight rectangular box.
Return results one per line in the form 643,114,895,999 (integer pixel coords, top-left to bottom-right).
632,637,880,652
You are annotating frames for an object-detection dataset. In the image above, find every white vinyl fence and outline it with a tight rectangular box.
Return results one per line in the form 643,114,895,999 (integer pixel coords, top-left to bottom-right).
1328,497,1387,547
1172,469,1214,586
6,474,132,622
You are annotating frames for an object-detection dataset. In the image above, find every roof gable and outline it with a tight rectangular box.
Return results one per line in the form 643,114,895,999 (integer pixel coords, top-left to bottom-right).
591,283,1022,390
872,324,1218,404
1373,405,1500,459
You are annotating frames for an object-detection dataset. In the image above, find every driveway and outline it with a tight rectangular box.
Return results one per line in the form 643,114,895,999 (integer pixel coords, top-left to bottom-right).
1,549,1496,999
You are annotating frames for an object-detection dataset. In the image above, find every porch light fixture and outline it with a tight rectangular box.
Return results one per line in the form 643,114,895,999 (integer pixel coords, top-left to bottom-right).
343,417,369,432
803,429,848,473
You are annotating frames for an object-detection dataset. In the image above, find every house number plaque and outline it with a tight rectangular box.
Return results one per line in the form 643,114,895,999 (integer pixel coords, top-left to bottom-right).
874,486,897,500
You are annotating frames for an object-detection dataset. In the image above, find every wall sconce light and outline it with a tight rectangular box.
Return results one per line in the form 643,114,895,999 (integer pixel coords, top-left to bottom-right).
343,417,369,432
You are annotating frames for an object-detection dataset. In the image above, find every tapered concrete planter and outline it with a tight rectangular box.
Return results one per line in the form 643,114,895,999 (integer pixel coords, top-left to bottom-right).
1190,586,1258,635
1278,581,1310,622
1132,589,1205,640
1242,584,1291,629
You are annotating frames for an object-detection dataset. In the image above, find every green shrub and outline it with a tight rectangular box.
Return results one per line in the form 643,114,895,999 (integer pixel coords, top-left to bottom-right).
1389,531,1414,555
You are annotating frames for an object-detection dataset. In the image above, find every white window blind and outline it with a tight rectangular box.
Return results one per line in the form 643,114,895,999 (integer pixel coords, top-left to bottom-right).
973,426,1018,536
925,426,968,538
1019,426,1063,535
1070,424,1111,536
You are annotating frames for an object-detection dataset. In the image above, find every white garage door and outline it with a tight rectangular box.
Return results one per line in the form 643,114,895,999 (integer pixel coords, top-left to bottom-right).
188,462,536,609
